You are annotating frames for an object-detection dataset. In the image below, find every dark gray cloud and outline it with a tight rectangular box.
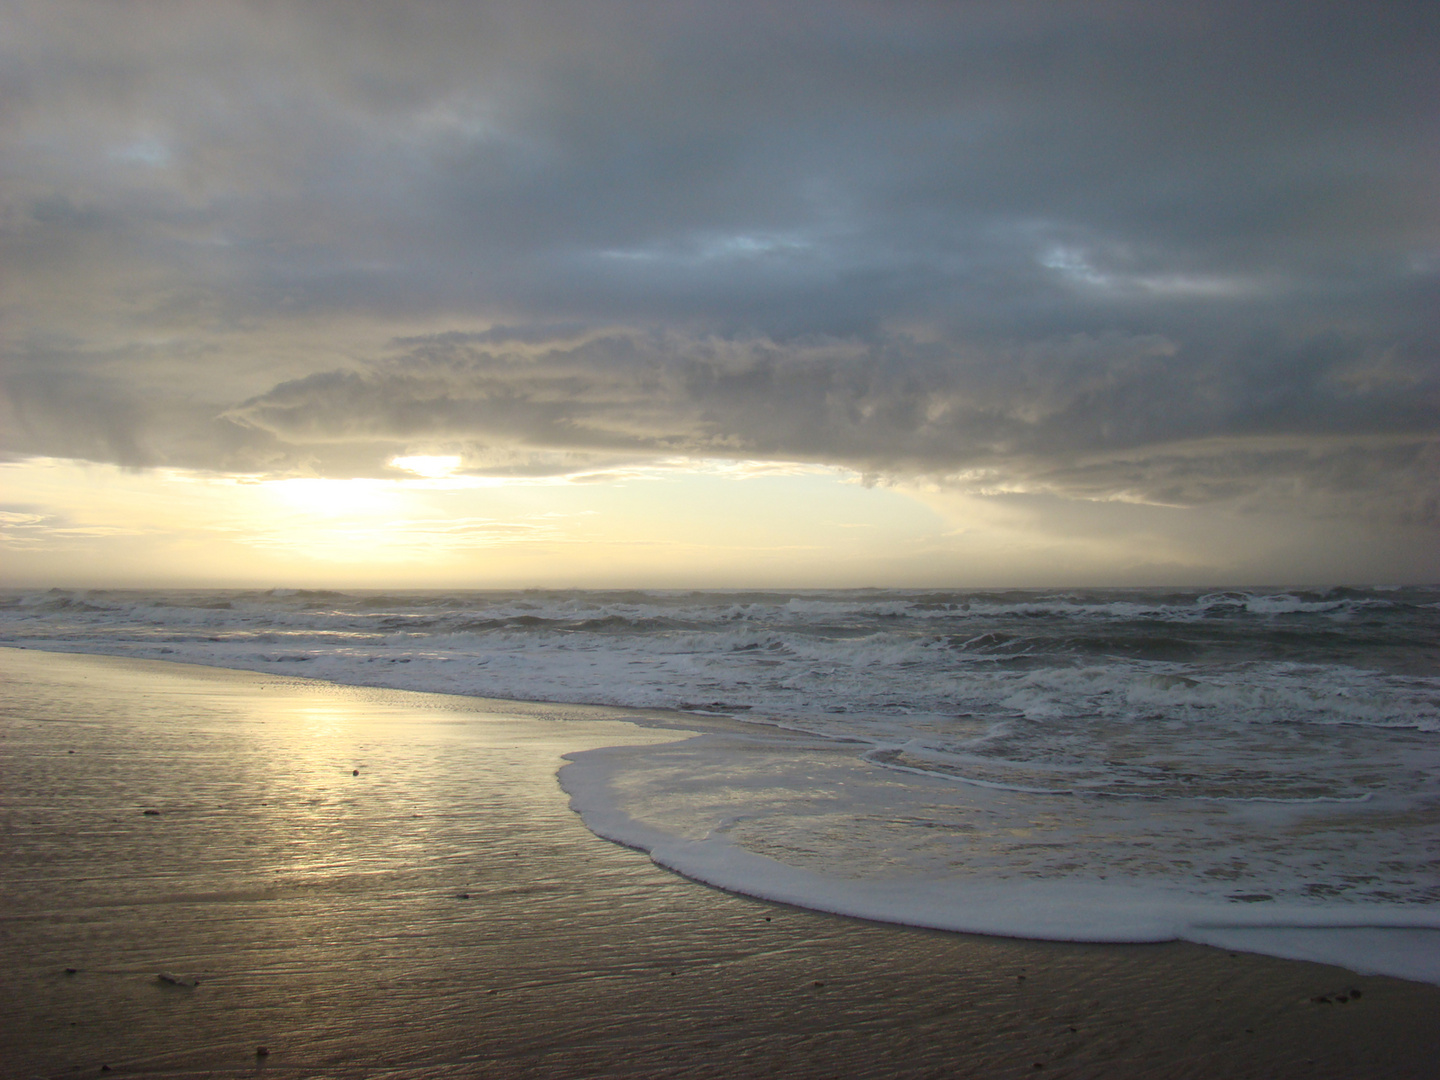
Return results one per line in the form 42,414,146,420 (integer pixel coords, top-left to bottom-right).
1,1,1436,535
221,326,1439,521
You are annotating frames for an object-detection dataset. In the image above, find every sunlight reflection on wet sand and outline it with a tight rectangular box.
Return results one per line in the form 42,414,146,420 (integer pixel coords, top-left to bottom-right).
3,647,1437,1079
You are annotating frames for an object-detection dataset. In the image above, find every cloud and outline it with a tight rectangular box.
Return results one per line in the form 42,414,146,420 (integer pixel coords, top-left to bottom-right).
0,503,147,548
214,325,1438,521
0,0,1436,560
5,1,1434,329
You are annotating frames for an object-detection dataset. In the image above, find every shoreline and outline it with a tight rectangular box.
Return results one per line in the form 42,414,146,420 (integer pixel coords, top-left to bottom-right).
3,646,1439,1077
8,642,1440,977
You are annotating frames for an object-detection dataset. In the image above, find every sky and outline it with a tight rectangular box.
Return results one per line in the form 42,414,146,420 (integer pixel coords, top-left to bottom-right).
1,0,1436,588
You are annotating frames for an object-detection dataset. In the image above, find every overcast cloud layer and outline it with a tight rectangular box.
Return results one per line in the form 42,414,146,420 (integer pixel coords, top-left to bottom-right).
2,2,1437,548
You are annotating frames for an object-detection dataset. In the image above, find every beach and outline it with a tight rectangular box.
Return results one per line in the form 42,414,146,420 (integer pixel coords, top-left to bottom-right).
2,645,1437,1079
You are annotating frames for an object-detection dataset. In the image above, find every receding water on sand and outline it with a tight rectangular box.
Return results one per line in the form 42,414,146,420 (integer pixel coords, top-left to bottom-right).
560,727,1440,985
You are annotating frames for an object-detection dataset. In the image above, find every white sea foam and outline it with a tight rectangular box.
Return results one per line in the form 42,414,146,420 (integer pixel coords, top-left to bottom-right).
3,585,1437,984
559,728,1440,985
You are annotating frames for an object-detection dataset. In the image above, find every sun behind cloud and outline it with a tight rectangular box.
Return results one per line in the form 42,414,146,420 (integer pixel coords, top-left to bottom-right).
390,455,463,479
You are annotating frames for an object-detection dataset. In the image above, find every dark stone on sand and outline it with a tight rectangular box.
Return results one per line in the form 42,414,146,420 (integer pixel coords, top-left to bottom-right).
352,769,359,775
813,981,825,988
255,1047,269,1056
143,809,160,816
456,893,470,899
65,968,78,975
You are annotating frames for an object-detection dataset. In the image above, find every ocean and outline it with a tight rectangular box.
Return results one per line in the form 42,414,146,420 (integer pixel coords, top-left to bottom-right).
3,585,1437,983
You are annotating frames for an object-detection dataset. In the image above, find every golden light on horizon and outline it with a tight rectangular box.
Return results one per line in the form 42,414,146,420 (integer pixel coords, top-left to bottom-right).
1,454,1433,589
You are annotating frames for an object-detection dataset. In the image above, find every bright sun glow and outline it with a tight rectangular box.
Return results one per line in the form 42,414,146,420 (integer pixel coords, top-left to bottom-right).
264,477,402,517
391,455,462,478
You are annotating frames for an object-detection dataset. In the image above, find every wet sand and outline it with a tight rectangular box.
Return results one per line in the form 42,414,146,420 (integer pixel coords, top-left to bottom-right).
2,646,1436,1079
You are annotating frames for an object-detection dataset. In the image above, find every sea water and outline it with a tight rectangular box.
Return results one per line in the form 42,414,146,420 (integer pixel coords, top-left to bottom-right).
3,586,1437,983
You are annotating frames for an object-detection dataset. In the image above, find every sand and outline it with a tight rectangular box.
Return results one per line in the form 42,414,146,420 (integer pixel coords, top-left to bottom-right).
2,645,1436,1079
